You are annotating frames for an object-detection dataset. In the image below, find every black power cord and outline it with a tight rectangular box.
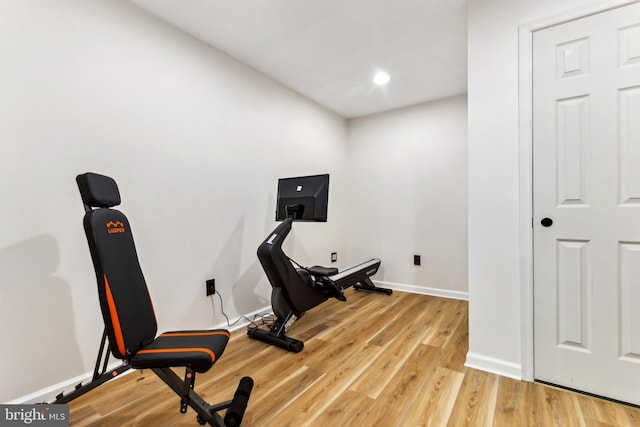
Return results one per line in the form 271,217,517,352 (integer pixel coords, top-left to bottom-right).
210,289,274,330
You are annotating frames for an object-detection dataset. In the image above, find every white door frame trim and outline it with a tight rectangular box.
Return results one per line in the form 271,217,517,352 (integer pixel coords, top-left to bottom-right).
518,0,640,382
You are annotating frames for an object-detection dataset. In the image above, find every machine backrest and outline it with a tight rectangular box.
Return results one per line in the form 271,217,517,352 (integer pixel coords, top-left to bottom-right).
76,173,157,359
257,217,326,313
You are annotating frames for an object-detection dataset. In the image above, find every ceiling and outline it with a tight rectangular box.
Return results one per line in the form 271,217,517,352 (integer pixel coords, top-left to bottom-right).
129,0,468,118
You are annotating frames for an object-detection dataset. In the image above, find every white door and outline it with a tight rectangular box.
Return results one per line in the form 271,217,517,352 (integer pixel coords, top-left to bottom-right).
533,2,640,404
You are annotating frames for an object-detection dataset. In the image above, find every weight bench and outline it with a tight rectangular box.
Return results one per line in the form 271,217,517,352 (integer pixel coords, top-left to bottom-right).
247,215,392,352
74,172,253,426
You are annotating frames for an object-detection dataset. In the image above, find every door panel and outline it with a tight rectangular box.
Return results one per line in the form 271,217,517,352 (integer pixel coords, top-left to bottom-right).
619,242,640,360
619,86,640,204
556,95,588,206
556,239,591,352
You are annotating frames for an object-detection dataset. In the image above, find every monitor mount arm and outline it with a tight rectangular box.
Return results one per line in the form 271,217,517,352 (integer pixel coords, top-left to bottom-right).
285,204,304,219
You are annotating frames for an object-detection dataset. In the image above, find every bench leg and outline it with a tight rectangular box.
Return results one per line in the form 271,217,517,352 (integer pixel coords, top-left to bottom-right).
151,368,253,426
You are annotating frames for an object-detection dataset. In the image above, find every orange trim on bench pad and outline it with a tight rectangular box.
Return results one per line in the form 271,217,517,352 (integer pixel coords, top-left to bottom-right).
160,331,230,338
104,275,126,356
136,347,216,363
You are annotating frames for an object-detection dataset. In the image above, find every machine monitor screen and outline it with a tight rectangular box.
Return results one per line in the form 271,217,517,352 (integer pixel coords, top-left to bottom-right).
275,174,329,222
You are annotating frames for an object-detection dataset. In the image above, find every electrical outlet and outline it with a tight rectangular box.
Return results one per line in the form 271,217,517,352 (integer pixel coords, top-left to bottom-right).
414,255,421,266
331,252,337,262
206,279,216,296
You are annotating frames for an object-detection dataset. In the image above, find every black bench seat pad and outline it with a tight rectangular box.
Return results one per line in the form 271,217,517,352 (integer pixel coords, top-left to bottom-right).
131,330,230,373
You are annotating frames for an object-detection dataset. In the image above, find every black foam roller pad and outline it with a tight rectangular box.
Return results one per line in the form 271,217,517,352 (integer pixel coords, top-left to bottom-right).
223,377,253,426
236,376,253,398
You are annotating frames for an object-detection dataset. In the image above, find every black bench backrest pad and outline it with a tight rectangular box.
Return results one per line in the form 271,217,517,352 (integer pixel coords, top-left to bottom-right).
77,172,121,208
78,172,158,360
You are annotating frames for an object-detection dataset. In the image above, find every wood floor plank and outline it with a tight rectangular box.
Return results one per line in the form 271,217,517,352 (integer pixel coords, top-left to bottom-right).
400,366,465,427
348,295,440,399
307,388,375,426
447,368,499,427
248,366,325,426
493,375,540,427
578,396,621,425
67,290,640,426
534,383,587,427
433,306,468,372
423,298,467,348
367,291,436,348
263,342,381,426
612,404,640,426
368,343,443,424
578,394,640,426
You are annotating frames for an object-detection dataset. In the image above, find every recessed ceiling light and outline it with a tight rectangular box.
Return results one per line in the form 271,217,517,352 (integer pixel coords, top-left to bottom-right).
373,71,390,85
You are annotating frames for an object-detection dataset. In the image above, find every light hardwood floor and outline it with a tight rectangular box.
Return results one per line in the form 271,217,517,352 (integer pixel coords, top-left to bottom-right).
69,289,640,426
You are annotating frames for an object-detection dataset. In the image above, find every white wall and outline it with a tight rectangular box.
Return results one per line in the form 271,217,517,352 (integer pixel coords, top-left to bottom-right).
347,96,468,298
466,0,632,378
0,0,349,402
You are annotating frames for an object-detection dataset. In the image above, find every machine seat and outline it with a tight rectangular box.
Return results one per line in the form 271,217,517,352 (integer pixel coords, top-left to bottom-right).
306,265,339,277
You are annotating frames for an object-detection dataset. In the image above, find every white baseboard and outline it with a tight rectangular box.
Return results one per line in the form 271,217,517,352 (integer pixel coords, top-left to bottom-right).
465,352,522,380
7,361,133,404
374,280,469,301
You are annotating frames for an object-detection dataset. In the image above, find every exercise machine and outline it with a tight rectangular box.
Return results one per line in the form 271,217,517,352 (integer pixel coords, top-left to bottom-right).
247,174,391,352
72,172,253,426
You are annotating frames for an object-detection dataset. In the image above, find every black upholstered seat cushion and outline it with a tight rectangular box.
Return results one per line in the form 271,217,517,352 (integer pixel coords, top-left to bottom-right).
131,330,230,373
306,265,339,277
